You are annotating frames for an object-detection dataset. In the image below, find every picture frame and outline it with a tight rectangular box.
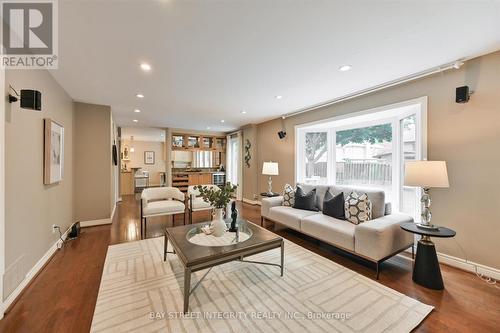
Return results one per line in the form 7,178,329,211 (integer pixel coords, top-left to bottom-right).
44,118,64,185
144,151,155,165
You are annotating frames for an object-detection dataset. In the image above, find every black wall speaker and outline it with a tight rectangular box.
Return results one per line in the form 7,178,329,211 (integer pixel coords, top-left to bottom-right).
278,130,287,139
20,89,42,110
456,86,470,103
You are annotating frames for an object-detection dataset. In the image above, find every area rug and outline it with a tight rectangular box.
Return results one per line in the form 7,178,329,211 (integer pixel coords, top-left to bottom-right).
91,237,433,332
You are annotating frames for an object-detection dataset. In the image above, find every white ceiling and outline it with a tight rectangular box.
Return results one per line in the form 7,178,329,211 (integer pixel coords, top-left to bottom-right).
121,127,165,142
51,0,500,131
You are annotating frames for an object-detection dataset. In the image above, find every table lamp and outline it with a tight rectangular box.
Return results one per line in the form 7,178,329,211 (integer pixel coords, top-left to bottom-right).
404,161,449,230
262,161,279,195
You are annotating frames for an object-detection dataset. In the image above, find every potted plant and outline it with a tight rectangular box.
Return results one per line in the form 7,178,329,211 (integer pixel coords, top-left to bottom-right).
195,183,237,236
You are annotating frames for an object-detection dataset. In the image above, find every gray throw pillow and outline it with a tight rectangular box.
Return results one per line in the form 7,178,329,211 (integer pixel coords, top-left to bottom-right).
293,186,319,211
323,190,345,220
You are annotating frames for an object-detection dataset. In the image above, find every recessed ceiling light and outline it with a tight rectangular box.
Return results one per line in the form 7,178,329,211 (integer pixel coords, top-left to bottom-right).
136,93,144,98
206,126,211,130
220,120,225,123
275,95,283,100
133,119,138,122
338,65,352,72
134,109,141,113
241,110,247,114
140,63,151,71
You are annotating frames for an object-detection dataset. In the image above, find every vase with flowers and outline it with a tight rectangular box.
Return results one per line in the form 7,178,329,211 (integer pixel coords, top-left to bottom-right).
195,182,237,237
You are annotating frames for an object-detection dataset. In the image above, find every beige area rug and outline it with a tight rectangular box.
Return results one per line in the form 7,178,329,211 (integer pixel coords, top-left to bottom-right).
91,237,433,333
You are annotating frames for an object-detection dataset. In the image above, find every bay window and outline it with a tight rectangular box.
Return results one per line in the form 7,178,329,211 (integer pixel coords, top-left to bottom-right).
296,98,426,217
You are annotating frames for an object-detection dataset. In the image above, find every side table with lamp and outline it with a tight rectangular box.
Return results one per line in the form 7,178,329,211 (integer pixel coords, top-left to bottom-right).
403,160,456,290
261,161,279,197
260,162,280,226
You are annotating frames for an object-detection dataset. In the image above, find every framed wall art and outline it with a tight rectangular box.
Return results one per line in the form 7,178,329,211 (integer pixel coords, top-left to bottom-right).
144,151,155,165
44,118,64,184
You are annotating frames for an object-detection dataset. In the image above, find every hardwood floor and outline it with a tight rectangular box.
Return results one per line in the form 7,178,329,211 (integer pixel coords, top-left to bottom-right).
1,194,499,332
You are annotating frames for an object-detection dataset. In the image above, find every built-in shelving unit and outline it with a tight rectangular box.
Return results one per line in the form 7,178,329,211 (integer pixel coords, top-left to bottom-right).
171,133,226,152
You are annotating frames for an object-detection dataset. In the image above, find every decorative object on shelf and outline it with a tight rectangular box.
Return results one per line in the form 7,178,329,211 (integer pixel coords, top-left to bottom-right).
404,160,449,230
196,182,237,237
229,201,238,232
144,151,155,165
262,161,279,196
244,139,251,168
43,118,64,185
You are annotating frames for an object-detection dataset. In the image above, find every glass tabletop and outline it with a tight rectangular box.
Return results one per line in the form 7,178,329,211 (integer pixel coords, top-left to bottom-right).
186,219,253,247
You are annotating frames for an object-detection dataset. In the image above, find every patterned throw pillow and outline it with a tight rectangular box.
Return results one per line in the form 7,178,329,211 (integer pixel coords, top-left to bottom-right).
282,184,295,206
345,192,372,224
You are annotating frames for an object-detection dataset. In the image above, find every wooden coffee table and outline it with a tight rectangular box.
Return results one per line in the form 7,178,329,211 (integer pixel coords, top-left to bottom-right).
164,218,284,313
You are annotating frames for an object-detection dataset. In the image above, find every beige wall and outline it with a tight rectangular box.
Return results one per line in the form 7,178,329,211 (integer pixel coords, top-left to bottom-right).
4,69,74,297
254,51,500,269
122,140,166,185
74,102,112,222
242,124,259,201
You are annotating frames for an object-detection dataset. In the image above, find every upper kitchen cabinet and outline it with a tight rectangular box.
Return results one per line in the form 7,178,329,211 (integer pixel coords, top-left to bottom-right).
215,137,226,151
187,136,200,149
171,133,226,152
172,135,184,149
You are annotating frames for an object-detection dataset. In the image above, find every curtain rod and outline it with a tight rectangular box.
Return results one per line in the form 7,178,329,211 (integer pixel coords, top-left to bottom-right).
282,59,465,119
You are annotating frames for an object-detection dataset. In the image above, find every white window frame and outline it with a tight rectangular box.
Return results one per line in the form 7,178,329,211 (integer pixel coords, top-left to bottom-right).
295,97,427,214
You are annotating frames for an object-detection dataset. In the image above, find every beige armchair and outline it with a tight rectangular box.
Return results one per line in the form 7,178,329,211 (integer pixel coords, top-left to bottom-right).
141,187,185,239
187,185,220,224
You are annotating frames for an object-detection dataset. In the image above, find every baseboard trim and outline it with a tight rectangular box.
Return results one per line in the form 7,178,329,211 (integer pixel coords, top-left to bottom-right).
80,218,111,227
80,203,116,228
437,252,500,280
242,198,261,206
2,226,71,314
397,246,500,280
111,202,117,222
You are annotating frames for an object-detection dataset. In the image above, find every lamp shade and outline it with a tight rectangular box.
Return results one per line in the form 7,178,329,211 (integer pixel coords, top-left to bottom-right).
404,161,449,188
262,161,279,176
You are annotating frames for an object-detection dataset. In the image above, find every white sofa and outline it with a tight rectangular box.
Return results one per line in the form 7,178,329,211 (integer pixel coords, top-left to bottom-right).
261,184,414,278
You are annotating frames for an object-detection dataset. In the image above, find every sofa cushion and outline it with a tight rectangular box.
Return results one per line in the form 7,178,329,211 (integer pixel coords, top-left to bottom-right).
331,185,385,219
301,214,356,251
191,197,212,211
354,213,414,261
297,183,330,211
143,200,185,216
268,206,318,231
323,191,345,220
293,186,319,211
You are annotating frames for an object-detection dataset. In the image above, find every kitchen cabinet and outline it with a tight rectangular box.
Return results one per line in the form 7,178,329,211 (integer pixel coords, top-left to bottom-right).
188,173,200,185
188,173,212,186
200,173,212,185
171,133,226,152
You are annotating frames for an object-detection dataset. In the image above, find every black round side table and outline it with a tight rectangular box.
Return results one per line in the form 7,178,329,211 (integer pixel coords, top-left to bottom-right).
260,192,280,198
400,222,456,290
